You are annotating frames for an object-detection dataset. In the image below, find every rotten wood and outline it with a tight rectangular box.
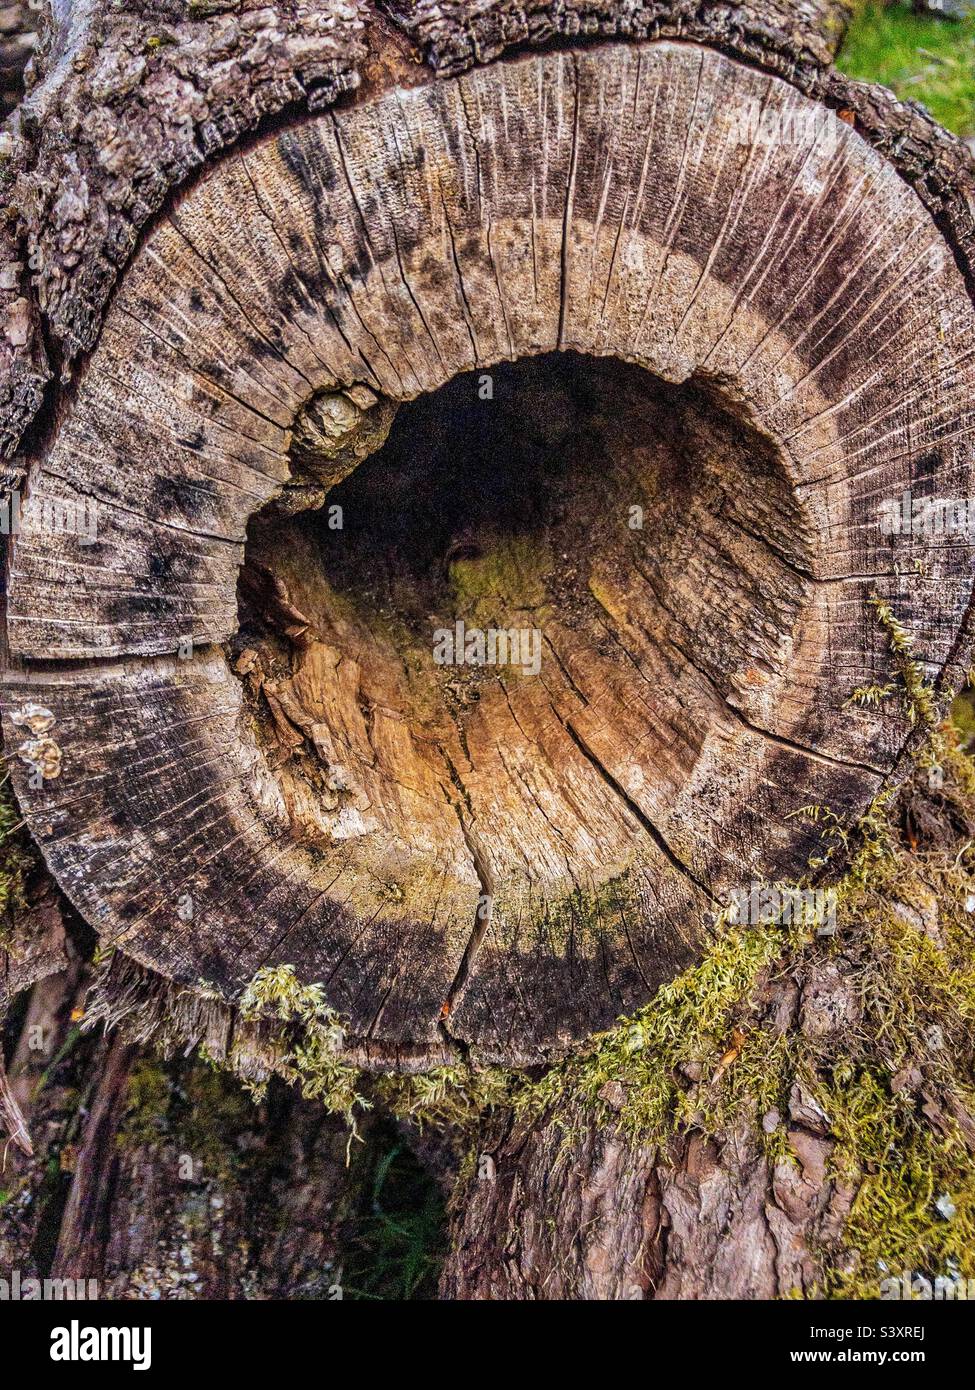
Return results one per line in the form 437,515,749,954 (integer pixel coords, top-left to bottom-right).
3,39,975,1065
1,0,975,1301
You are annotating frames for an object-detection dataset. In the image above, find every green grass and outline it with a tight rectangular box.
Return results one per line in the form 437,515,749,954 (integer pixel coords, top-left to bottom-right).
342,1133,447,1301
837,3,975,136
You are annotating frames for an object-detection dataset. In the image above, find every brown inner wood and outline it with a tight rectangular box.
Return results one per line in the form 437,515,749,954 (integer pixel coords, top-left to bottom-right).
231,353,811,935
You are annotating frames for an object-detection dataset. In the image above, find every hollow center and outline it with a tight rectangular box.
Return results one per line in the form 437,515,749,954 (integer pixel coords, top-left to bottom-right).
233,353,809,917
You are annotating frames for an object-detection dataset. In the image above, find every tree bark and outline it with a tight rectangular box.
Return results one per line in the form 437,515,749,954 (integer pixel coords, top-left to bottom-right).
3,0,975,1300
3,942,452,1298
441,971,853,1299
0,0,38,117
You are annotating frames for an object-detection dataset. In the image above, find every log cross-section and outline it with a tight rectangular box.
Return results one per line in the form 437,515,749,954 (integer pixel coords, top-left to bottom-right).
3,40,975,1065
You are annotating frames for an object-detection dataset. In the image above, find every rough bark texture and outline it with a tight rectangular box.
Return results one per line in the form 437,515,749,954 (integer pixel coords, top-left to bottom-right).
442,974,854,1298
386,0,857,74
1,0,38,117
2,939,451,1297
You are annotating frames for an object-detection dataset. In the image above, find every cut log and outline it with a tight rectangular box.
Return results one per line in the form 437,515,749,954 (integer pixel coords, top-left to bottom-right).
0,0,858,454
3,29,975,1069
3,0,975,1304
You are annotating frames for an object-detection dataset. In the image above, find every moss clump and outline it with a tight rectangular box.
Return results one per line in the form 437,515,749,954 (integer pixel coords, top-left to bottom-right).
814,778,975,1294
847,595,938,731
118,1060,173,1151
523,911,805,1146
239,965,368,1132
378,1064,517,1134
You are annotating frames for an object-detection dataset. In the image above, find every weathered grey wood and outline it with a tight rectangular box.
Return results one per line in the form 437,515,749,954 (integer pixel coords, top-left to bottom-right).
3,40,974,1064
0,0,863,463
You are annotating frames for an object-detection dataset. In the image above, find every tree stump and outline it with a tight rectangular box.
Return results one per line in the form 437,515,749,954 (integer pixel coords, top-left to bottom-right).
3,0,975,1298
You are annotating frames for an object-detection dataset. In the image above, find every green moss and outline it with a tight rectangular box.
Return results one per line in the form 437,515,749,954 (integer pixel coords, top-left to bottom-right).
950,688,975,748
118,1060,173,1151
448,535,552,622
178,1065,254,1173
521,906,806,1146
378,1065,517,1133
117,1054,261,1185
837,3,975,137
378,620,975,1296
216,605,975,1297
0,783,34,946
239,964,368,1132
825,1068,975,1294
847,595,938,731
813,779,975,1292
